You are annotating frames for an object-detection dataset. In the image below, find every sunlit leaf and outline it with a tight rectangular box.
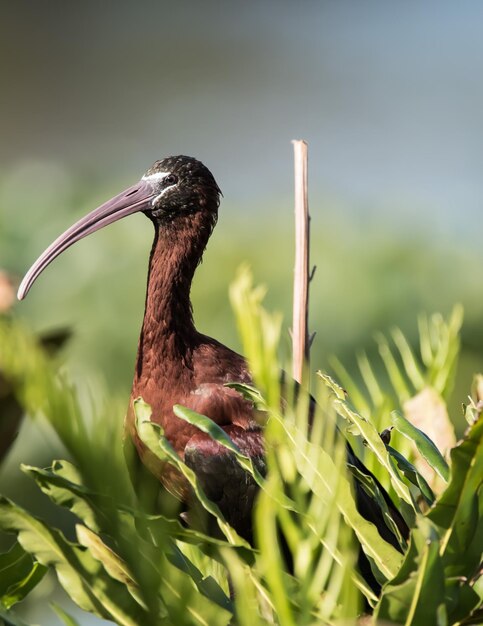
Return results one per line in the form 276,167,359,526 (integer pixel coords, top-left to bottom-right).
50,603,81,626
0,497,151,626
134,399,248,548
0,542,46,610
166,545,232,613
391,411,450,482
386,445,435,506
428,415,483,578
319,374,415,515
75,525,141,601
375,519,447,624
173,404,265,487
223,382,265,406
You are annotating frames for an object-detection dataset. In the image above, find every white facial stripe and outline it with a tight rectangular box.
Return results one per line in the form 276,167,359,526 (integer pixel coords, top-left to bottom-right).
151,186,172,206
142,171,169,182
142,171,178,207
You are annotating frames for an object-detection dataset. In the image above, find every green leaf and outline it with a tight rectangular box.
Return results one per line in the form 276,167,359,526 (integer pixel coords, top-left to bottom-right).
22,460,164,613
403,388,456,461
431,307,463,398
50,603,81,626
391,411,450,482
23,457,251,616
357,351,384,408
283,419,405,583
0,542,46,609
173,404,266,487
75,525,143,605
386,445,435,506
0,497,151,626
24,459,253,567
220,548,271,626
317,372,347,401
228,266,282,407
166,545,232,613
330,356,372,417
254,476,296,626
347,463,407,551
464,374,483,425
375,333,412,402
444,578,482,624
390,326,426,391
32,461,236,622
319,373,415,515
377,416,483,623
134,399,248,547
428,414,483,578
223,382,266,406
22,461,106,534
375,518,447,624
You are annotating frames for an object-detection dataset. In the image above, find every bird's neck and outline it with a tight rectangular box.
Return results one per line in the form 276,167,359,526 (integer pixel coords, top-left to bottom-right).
134,211,215,384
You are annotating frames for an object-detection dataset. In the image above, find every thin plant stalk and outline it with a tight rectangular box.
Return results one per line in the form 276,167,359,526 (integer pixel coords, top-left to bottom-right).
292,139,311,384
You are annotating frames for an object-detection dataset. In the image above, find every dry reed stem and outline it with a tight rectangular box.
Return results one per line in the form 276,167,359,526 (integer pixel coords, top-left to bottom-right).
292,140,310,384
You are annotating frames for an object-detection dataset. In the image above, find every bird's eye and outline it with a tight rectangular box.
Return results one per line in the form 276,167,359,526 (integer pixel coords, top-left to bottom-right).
164,174,178,186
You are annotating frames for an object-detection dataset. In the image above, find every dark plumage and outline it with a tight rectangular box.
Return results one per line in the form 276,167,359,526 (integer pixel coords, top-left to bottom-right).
18,155,407,590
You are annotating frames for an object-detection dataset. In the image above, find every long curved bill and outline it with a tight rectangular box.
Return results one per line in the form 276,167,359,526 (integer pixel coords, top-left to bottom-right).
17,179,156,300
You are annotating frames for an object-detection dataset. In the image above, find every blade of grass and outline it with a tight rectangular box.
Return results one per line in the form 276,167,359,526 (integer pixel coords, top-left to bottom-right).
375,333,412,401
391,327,425,390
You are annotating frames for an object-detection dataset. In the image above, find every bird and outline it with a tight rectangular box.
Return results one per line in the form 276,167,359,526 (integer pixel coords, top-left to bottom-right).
18,155,407,588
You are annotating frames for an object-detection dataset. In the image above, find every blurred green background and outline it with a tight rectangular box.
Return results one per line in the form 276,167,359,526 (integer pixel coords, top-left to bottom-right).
1,1,483,623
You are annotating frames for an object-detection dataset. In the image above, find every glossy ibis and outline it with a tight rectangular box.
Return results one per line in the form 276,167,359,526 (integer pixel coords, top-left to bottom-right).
18,155,407,584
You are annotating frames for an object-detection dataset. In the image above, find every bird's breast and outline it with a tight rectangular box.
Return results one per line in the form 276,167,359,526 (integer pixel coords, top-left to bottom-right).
127,334,259,497
128,378,256,450
125,378,260,501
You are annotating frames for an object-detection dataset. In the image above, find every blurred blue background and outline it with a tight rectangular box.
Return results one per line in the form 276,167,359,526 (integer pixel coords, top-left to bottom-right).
1,1,483,623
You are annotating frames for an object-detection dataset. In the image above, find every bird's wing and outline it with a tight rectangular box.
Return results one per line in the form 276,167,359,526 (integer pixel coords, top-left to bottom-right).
184,425,265,542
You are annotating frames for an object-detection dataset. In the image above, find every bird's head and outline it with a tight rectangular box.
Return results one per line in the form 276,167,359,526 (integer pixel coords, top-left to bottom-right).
17,155,222,300
144,156,221,222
